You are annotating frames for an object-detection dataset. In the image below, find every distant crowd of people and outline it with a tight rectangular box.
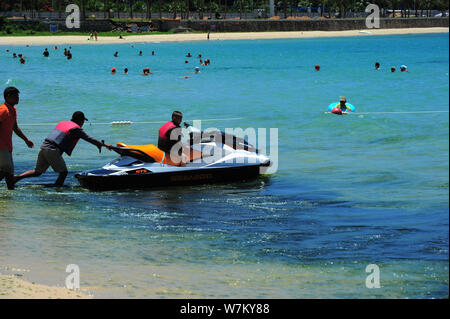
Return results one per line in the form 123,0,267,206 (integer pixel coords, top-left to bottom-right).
110,50,211,78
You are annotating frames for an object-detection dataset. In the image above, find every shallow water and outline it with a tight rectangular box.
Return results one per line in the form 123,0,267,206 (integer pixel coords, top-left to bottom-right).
0,33,448,298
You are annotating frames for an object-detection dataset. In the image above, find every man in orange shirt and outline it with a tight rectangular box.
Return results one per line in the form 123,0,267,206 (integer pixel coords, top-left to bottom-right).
0,87,34,190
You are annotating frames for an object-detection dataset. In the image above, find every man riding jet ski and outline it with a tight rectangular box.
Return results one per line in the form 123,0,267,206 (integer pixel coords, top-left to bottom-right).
75,117,271,191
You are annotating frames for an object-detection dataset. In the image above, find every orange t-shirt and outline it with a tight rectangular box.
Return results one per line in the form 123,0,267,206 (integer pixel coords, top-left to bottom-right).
0,103,17,152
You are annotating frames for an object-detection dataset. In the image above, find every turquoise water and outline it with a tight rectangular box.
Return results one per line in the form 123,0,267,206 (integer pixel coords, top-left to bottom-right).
0,33,448,298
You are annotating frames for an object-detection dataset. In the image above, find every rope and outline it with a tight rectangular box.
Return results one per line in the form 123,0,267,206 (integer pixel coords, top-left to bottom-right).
325,110,449,115
19,117,245,127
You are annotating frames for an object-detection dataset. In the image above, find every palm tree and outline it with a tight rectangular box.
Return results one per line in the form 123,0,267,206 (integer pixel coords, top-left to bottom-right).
129,0,134,19
146,0,151,19
158,0,162,18
187,0,190,19
116,0,121,18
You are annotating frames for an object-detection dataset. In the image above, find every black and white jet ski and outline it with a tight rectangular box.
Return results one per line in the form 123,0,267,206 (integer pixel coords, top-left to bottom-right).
75,123,271,191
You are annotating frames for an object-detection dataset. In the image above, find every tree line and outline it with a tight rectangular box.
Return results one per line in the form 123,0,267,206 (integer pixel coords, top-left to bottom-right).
0,0,448,19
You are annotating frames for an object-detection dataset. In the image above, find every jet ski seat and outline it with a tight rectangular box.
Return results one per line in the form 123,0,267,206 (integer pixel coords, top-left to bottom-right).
116,143,203,166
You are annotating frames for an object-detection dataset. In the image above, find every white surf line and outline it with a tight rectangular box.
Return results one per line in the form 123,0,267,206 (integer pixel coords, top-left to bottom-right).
20,117,245,126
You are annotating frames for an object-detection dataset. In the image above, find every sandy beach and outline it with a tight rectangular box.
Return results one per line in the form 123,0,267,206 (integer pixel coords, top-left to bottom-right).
0,274,91,299
0,27,447,45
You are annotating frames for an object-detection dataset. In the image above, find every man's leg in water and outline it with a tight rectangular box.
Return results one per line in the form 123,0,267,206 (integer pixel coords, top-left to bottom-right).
5,174,15,190
14,169,43,184
54,171,68,187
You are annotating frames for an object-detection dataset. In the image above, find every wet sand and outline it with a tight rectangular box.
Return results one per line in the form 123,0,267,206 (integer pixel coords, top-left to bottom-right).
0,274,91,299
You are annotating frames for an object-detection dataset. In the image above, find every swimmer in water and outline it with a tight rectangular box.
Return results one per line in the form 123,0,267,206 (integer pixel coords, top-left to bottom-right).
142,68,152,76
124,68,128,74
391,66,396,72
114,51,119,57
139,51,143,56
186,53,192,57
13,53,17,58
400,65,408,72
152,51,155,56
195,67,200,74
43,48,49,57
337,96,353,112
375,62,380,70
67,51,72,60
20,56,26,64
315,64,320,71
111,68,117,75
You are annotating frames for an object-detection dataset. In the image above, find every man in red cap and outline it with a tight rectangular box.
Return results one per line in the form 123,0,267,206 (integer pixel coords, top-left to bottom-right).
14,111,112,187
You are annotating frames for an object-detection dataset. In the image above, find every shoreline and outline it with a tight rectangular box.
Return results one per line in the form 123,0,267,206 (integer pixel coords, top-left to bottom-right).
0,27,447,45
0,274,92,299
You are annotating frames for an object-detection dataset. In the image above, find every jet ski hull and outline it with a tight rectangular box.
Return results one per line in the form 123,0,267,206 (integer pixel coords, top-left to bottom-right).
76,163,269,191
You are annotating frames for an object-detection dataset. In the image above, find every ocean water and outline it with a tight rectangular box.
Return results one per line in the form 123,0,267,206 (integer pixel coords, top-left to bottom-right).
0,33,448,298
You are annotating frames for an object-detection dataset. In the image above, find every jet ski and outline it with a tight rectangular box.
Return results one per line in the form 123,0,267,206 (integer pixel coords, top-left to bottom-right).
75,123,271,191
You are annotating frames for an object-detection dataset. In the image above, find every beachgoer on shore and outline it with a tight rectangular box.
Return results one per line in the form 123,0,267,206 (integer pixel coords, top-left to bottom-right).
0,87,34,190
94,31,98,41
14,112,112,187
